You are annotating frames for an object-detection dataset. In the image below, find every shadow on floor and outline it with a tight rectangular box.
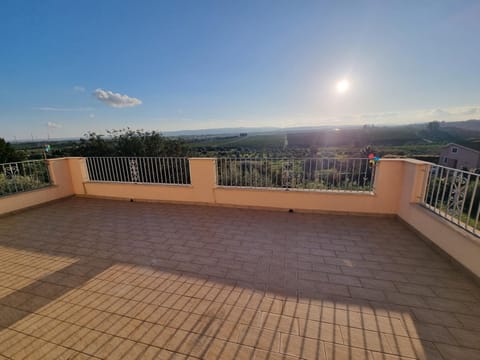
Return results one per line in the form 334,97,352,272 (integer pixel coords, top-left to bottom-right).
0,197,479,359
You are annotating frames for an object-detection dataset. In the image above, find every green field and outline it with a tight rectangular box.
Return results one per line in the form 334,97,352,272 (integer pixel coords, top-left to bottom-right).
7,121,480,161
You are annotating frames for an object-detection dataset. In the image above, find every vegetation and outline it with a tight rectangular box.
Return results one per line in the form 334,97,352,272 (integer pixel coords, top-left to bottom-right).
217,158,374,191
6,120,480,163
0,160,50,196
73,129,188,157
424,170,480,230
0,173,49,196
0,138,27,163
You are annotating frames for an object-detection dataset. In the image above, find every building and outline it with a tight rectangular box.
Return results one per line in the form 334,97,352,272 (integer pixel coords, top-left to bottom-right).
439,143,480,170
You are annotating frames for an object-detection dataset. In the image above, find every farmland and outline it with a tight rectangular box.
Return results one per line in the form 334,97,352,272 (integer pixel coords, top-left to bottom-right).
6,120,480,163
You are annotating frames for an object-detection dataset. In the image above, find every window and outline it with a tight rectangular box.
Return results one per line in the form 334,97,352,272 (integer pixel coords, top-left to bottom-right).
452,147,458,153
443,157,448,163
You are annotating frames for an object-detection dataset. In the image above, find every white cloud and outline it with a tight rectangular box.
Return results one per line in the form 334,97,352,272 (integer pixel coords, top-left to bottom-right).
73,85,86,92
360,111,399,120
93,88,142,108
460,107,480,116
89,113,95,118
425,106,480,119
428,108,451,117
47,121,62,129
34,106,93,112
315,105,480,126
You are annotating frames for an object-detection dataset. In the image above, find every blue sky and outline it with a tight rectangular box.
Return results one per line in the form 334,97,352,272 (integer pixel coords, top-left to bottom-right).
1,0,480,139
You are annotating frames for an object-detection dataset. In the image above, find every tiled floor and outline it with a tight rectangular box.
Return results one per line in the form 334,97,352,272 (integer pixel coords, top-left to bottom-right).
0,198,479,359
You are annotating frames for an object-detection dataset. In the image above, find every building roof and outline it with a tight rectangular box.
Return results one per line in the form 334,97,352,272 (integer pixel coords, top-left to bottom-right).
442,143,480,154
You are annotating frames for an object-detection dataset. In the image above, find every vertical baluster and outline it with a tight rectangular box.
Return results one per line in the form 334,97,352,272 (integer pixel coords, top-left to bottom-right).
118,157,123,182
179,158,184,184
99,157,104,181
108,157,114,181
98,158,103,181
173,158,178,184
90,158,97,181
265,158,268,187
427,166,438,206
225,158,228,186
111,157,116,181
248,158,253,187
364,158,370,189
350,159,355,191
154,157,158,183
458,173,470,225
115,157,121,182
465,176,478,230
447,170,458,222
158,158,164,183
474,180,480,234
218,158,222,186
439,168,450,216
96,157,102,181
370,159,376,192
433,167,444,211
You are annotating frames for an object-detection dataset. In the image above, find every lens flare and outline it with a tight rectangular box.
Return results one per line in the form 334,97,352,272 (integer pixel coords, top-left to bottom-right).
336,79,350,94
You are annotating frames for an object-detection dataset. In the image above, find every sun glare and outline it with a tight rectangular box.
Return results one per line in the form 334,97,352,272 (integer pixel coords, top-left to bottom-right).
336,79,350,94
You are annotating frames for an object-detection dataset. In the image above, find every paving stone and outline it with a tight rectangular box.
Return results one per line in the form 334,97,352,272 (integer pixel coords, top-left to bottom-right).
0,197,479,359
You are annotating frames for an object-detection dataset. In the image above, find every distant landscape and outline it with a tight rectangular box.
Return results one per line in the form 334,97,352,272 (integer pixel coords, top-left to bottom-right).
6,119,480,163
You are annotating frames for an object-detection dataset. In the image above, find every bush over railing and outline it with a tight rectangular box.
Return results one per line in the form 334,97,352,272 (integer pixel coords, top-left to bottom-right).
423,164,480,235
0,160,50,197
216,158,375,192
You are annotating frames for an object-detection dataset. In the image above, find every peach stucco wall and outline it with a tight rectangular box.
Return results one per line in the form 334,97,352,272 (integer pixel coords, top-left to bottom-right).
397,160,480,277
81,158,217,204
2,156,479,277
0,158,75,216
79,159,405,215
213,159,404,214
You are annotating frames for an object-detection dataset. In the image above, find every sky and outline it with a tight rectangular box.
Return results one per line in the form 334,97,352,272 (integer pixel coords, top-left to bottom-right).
1,0,480,140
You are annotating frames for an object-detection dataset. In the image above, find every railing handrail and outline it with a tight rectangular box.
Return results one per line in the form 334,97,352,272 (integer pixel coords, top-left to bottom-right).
217,157,370,160
426,163,479,177
0,159,48,167
85,156,189,159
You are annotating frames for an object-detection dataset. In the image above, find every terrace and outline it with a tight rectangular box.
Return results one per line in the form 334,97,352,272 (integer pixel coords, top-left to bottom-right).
1,157,480,359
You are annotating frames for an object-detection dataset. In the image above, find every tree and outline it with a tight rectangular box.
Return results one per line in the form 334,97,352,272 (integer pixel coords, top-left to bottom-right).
0,138,27,163
75,129,188,157
74,132,114,157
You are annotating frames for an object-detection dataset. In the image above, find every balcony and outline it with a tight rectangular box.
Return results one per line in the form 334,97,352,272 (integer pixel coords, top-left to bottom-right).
1,157,479,359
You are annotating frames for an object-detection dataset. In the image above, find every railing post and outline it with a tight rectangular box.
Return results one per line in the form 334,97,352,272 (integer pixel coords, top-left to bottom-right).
46,159,56,185
42,158,76,196
66,157,89,195
372,159,405,213
188,158,217,203
408,162,432,204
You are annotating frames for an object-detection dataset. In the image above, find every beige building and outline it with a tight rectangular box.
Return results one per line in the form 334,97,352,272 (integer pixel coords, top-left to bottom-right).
439,143,480,170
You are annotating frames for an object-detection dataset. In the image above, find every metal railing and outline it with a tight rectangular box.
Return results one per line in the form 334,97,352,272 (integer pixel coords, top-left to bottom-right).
423,164,480,235
86,157,191,185
216,158,375,192
0,160,51,197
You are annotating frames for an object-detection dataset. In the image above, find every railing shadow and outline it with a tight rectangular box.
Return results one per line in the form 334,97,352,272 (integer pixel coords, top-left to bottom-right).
0,197,479,359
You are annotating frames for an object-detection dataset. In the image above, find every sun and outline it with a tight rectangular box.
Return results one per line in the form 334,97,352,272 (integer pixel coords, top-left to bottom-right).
336,79,350,94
